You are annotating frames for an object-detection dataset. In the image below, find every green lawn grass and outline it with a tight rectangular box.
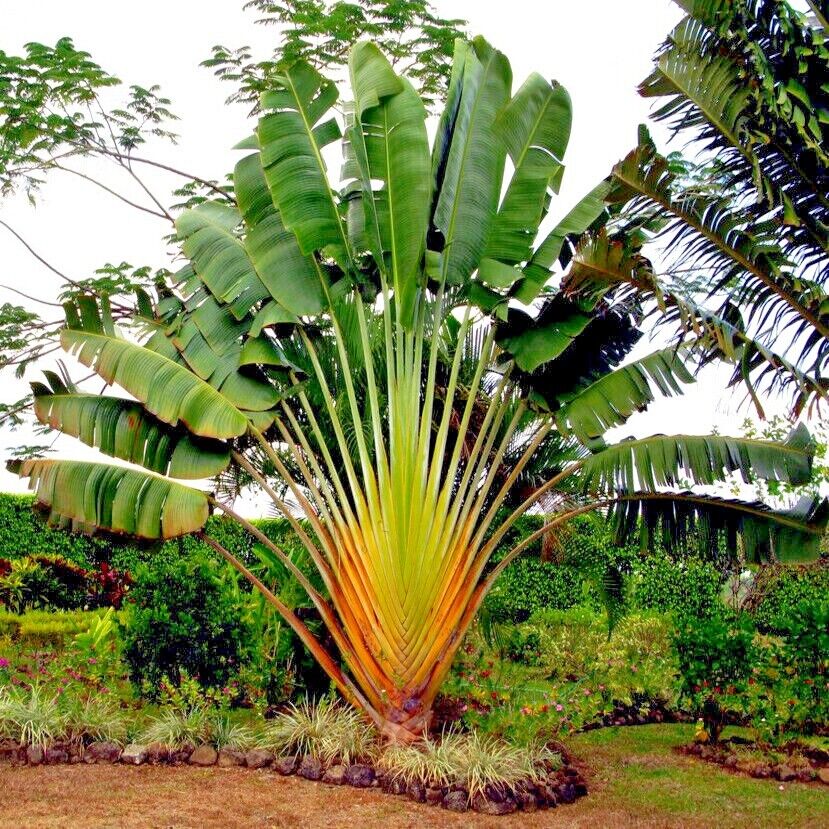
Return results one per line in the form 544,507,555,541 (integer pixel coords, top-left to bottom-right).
567,724,828,829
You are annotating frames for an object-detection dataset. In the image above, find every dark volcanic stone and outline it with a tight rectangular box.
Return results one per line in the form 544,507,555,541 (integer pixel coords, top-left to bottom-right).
146,742,170,764
86,741,121,763
0,740,24,765
322,764,346,785
557,782,577,804
471,793,517,815
26,745,44,765
169,744,195,765
749,763,772,779
218,747,245,767
189,744,218,766
44,744,69,764
425,786,443,804
775,765,797,782
344,763,376,788
516,790,539,811
408,781,426,802
273,755,298,775
298,755,323,780
245,748,273,769
385,777,407,795
442,790,468,812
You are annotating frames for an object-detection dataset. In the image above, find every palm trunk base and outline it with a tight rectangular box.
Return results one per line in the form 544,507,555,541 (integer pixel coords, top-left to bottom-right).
378,705,433,744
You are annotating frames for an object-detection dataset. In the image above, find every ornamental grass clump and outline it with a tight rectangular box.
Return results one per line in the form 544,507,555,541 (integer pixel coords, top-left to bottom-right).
11,33,827,742
259,697,378,764
63,695,128,745
378,728,555,801
0,684,65,749
140,705,212,747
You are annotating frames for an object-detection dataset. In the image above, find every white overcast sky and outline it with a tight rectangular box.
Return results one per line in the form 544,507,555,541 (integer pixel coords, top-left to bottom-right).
0,1,795,509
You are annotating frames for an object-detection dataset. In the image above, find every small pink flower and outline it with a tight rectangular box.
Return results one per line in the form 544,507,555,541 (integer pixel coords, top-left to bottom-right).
0,658,10,669
555,703,564,712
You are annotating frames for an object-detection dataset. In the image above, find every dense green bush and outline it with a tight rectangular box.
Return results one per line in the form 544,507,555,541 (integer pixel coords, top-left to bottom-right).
673,612,756,741
633,557,725,620
120,552,253,697
750,563,829,633
747,599,829,741
484,515,638,623
0,494,114,567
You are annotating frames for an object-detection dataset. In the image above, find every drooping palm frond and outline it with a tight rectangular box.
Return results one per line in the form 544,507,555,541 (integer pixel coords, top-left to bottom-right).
598,1,829,414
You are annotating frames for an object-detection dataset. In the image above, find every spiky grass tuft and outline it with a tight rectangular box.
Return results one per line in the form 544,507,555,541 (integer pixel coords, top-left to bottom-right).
258,697,378,764
0,685,65,749
63,695,128,745
140,706,211,747
378,728,558,801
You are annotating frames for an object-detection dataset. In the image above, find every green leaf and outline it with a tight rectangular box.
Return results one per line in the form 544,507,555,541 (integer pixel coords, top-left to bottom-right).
556,347,695,441
497,306,591,372
32,377,230,480
348,43,431,327
234,152,326,316
60,329,248,439
9,459,210,539
431,37,512,286
485,73,572,266
257,60,348,262
579,429,816,494
611,491,828,565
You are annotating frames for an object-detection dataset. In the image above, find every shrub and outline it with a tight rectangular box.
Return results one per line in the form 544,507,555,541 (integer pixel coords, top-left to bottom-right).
673,613,757,741
633,556,725,620
746,599,829,741
750,562,829,633
120,552,252,696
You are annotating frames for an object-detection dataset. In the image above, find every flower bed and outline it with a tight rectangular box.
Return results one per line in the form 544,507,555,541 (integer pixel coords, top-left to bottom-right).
0,735,588,815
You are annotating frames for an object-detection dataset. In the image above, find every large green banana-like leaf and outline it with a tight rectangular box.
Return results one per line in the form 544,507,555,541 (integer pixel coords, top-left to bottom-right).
611,491,829,565
234,152,326,316
496,302,592,373
10,459,210,539
60,329,248,439
431,36,512,286
579,427,815,493
348,42,431,327
257,61,349,263
32,377,230,480
484,73,571,267
514,179,612,303
145,292,279,413
176,202,269,321
556,347,695,442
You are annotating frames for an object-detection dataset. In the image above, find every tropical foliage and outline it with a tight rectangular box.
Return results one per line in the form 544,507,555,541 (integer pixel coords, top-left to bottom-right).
566,0,829,416
10,38,828,741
